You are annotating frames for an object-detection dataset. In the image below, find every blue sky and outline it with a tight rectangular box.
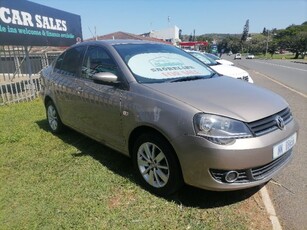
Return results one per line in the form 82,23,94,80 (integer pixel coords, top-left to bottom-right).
30,0,307,39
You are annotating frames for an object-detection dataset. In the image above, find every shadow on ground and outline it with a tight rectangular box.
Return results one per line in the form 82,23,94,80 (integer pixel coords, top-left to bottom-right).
36,119,261,209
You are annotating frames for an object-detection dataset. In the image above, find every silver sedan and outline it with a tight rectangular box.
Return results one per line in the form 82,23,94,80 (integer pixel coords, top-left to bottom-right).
40,40,299,196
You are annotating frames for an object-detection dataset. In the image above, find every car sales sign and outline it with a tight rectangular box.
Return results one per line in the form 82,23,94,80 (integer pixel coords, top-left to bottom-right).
0,0,82,46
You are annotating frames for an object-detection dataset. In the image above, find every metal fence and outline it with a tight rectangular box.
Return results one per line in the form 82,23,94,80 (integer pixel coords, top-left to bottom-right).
0,46,62,105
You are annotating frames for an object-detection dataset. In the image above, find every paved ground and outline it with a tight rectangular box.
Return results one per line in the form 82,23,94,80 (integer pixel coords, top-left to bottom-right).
224,56,307,229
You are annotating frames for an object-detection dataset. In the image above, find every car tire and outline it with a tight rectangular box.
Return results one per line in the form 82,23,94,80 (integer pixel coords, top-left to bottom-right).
46,101,64,134
132,133,183,196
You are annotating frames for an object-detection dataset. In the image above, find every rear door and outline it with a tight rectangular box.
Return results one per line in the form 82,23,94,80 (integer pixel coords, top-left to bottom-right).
51,46,87,129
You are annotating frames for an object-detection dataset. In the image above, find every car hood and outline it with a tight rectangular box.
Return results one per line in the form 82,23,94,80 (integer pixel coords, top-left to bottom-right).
216,59,234,66
145,77,288,122
211,64,248,78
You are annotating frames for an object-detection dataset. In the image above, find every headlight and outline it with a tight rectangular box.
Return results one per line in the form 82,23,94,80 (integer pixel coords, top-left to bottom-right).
194,113,252,145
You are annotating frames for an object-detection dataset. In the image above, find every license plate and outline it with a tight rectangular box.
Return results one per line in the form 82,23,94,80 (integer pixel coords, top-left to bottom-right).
273,132,297,159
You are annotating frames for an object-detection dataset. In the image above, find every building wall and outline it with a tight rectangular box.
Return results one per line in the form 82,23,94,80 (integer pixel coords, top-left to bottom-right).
149,26,180,43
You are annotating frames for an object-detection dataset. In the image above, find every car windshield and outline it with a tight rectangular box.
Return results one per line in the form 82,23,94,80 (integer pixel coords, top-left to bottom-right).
114,43,215,83
189,52,218,66
205,53,220,61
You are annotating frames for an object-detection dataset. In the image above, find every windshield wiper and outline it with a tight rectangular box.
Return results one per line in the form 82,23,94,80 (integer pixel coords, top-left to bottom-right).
208,73,216,78
169,76,207,83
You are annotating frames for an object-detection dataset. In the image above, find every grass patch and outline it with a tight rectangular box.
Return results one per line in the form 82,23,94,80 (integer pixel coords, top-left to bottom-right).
256,53,307,60
0,99,270,229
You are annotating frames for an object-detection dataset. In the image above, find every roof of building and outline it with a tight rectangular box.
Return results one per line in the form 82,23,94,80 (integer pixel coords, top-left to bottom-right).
86,31,170,44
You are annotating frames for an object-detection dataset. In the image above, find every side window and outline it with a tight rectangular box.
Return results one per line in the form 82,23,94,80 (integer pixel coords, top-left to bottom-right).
82,46,118,79
55,46,86,76
54,52,65,71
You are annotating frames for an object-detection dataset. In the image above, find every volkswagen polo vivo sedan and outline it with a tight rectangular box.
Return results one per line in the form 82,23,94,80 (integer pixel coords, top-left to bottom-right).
40,40,299,196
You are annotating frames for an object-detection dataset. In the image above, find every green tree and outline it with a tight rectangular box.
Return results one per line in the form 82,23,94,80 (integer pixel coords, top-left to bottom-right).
179,29,183,41
196,35,212,43
188,34,193,41
262,27,267,35
246,34,267,54
218,38,229,53
240,19,250,52
268,40,279,57
275,23,307,58
241,19,249,42
217,36,241,54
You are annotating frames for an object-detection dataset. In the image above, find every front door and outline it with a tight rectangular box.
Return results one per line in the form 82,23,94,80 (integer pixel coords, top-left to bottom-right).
75,45,125,149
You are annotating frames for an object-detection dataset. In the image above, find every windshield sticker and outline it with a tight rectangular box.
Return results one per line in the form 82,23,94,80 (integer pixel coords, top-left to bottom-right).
127,53,211,79
150,57,184,67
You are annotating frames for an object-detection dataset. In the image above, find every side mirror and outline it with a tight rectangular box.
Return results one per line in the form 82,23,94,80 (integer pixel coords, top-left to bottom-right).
92,72,118,84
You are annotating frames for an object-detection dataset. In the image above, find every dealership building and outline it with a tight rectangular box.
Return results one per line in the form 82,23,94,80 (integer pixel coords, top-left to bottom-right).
140,25,181,45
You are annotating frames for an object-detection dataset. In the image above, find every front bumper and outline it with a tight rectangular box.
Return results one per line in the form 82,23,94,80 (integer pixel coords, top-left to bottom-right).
172,119,299,191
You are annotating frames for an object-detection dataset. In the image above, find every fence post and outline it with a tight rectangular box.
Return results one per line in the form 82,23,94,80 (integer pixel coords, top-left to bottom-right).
24,46,35,98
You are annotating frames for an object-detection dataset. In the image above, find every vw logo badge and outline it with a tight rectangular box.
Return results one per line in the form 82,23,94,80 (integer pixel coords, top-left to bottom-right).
275,116,285,130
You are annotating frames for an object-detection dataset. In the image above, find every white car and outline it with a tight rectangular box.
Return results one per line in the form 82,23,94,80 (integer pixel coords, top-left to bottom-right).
187,51,253,83
246,54,255,59
204,53,234,66
234,53,242,59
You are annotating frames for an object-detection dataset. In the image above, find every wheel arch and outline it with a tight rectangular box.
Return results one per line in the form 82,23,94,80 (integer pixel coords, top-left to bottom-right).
129,125,184,195
44,95,53,107
128,125,183,174
44,96,66,133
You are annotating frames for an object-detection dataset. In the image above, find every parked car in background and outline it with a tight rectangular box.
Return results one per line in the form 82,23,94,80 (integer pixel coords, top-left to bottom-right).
187,51,253,83
246,54,255,59
204,53,234,66
40,40,298,196
234,53,242,59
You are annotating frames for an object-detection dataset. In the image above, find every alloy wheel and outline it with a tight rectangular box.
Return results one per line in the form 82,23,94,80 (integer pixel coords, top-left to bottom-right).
47,104,58,131
137,142,170,188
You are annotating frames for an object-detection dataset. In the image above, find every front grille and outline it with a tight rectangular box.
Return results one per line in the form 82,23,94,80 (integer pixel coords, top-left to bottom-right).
210,150,292,184
247,107,293,136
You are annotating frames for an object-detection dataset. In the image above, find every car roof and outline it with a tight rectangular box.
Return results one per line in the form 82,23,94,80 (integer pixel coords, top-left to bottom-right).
74,39,167,47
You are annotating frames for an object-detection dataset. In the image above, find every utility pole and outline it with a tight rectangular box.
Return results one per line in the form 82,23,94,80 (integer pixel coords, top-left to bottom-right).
95,26,97,41
265,30,269,58
88,26,97,40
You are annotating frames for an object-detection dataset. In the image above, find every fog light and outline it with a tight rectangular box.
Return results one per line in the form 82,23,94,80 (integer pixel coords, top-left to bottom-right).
224,171,239,183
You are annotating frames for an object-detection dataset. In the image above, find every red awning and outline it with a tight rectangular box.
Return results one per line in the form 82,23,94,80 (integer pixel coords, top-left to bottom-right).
179,41,208,46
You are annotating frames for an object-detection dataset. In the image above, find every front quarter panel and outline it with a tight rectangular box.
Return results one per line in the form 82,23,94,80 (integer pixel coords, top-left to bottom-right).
121,83,198,153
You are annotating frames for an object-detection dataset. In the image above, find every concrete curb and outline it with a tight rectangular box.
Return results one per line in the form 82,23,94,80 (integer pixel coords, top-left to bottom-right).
260,186,282,230
291,61,307,65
